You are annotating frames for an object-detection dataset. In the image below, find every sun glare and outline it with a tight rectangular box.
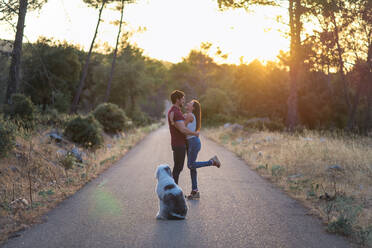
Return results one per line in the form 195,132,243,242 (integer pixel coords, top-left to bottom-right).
0,0,289,64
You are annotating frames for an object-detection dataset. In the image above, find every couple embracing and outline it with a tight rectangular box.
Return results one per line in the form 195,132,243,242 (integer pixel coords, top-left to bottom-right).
167,90,221,199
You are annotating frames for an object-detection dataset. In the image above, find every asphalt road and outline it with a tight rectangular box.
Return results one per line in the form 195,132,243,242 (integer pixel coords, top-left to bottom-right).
2,125,351,248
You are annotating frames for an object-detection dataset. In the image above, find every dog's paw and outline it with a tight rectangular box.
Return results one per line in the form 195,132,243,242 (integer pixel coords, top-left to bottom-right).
169,212,186,219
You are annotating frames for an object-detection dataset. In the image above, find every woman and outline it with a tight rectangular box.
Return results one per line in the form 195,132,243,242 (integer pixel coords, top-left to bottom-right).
184,99,221,199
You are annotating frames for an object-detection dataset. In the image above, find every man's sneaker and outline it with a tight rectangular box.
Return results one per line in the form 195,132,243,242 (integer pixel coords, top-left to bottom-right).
211,155,221,168
187,190,200,200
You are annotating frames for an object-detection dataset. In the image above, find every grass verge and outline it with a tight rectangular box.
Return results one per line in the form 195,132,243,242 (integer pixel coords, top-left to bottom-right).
0,123,160,244
204,126,372,247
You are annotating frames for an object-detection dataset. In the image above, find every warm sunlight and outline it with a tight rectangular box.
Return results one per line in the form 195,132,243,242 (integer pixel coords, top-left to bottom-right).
0,0,289,64
0,0,371,245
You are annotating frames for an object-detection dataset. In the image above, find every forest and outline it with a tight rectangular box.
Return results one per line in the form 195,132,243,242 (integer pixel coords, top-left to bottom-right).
0,0,371,134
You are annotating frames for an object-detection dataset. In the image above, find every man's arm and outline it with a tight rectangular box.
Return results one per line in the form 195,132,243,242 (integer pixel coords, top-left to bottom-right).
175,121,199,136
169,111,175,125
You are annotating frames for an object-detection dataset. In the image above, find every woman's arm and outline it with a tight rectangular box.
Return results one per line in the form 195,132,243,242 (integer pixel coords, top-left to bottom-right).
175,121,199,137
183,113,194,126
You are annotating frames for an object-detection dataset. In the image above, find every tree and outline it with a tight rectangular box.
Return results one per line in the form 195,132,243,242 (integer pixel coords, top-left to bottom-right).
138,59,168,119
167,44,223,99
70,0,109,113
309,0,353,112
108,41,146,115
105,0,125,102
1,0,48,104
22,38,81,112
0,0,18,22
286,0,302,129
217,0,302,129
305,0,372,131
217,0,277,9
344,0,372,131
0,46,11,103
359,0,372,131
366,43,372,131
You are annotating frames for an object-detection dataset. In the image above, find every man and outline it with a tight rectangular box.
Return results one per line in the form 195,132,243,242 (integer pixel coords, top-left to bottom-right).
168,90,199,184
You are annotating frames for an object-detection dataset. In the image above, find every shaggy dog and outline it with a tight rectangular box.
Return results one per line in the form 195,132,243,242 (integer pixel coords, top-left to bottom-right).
155,164,188,220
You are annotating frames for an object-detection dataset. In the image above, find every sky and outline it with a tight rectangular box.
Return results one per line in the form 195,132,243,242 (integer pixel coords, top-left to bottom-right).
0,0,289,64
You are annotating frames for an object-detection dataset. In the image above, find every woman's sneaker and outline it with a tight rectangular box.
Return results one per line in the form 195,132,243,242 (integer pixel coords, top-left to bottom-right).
187,190,200,200
211,155,221,168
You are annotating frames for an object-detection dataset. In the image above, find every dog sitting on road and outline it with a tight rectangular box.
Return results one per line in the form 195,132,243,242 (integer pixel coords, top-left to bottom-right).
155,164,188,220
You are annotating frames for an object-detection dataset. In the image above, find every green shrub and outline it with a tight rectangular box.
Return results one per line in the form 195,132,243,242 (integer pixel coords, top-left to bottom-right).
201,88,235,126
64,115,103,148
328,216,353,236
244,119,285,132
264,121,285,132
37,108,59,126
58,152,76,170
244,121,265,131
204,113,230,127
271,165,284,177
37,108,74,128
325,195,362,237
93,103,131,133
53,91,71,113
0,118,16,158
354,225,372,246
4,94,36,128
130,110,151,127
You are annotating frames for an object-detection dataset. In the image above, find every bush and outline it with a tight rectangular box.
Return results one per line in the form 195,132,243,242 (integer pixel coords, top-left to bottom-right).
203,113,230,127
37,108,74,128
53,91,71,113
244,119,285,132
271,165,284,177
4,94,36,128
354,226,372,246
264,121,285,132
37,108,60,127
328,216,353,236
200,88,235,125
58,152,76,171
0,118,16,158
130,110,151,127
63,115,103,148
93,103,131,133
325,195,362,237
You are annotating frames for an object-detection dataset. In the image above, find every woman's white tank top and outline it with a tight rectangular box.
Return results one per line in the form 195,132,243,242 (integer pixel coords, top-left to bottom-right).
186,113,197,139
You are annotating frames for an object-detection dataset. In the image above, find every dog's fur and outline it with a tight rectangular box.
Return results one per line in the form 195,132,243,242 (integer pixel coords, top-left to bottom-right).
155,164,187,220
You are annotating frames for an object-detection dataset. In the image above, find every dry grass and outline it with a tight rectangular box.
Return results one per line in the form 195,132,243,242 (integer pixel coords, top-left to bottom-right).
204,126,372,246
0,123,160,243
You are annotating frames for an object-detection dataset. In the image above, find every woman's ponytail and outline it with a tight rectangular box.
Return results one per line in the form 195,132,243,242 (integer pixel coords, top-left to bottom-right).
192,100,201,131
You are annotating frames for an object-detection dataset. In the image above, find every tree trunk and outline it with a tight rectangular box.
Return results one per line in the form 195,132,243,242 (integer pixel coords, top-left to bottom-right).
346,80,363,131
331,12,351,110
346,43,372,131
104,0,124,103
4,0,28,104
348,41,372,131
366,81,372,132
365,42,372,132
129,84,136,115
286,0,300,130
70,0,106,113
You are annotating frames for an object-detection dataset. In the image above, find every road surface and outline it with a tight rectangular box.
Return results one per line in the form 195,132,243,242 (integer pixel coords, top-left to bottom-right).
2,126,351,248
